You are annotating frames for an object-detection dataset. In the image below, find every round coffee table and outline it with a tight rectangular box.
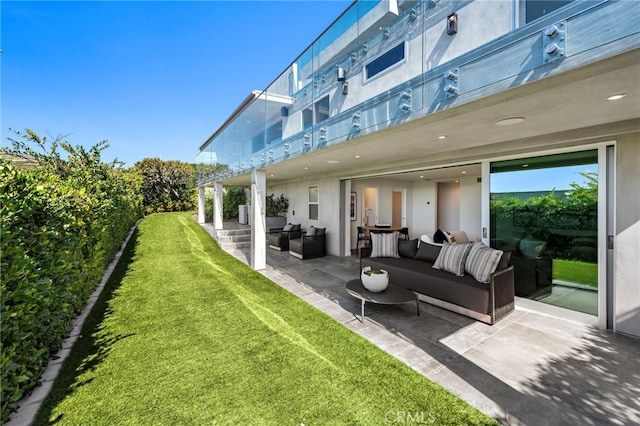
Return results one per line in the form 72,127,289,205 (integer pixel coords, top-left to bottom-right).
345,279,420,322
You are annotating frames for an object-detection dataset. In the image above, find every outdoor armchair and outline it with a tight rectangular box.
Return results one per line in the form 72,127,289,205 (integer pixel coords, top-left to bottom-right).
289,226,326,259
268,223,301,251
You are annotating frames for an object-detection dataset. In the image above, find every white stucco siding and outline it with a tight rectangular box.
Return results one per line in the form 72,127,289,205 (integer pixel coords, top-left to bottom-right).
615,134,640,337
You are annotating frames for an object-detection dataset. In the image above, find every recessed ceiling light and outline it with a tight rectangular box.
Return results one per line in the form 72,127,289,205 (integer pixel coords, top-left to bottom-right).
355,155,361,159
437,135,447,139
522,164,529,168
419,175,424,179
270,174,274,177
304,166,309,170
606,93,627,101
495,117,525,126
461,171,467,174
326,160,339,164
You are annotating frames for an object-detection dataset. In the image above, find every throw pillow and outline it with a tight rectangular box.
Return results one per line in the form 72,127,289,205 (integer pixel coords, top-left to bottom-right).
432,242,472,276
292,224,301,231
306,226,317,236
414,242,441,262
465,241,504,284
420,234,443,247
398,239,419,258
370,231,400,258
282,223,294,232
433,228,447,244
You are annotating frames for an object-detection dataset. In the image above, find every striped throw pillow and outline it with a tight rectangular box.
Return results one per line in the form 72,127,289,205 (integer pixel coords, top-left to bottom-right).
370,231,400,258
432,242,472,276
465,241,504,284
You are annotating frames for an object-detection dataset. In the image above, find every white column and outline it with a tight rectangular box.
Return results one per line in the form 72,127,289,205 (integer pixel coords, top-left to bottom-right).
213,182,224,230
251,169,266,270
197,186,205,224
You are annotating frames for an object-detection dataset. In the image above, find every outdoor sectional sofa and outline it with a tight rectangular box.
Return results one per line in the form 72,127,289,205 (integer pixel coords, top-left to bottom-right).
360,231,515,325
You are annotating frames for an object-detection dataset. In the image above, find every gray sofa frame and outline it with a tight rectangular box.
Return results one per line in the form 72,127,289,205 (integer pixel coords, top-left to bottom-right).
360,246,515,325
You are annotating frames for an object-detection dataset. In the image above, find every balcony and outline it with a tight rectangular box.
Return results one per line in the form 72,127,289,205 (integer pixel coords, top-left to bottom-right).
197,0,640,186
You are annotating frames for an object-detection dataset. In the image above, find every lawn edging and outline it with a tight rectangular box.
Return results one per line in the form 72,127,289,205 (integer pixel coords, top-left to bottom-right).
4,221,140,426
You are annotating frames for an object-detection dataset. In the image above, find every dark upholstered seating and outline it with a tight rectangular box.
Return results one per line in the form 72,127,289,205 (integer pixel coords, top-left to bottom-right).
289,226,326,259
268,224,301,251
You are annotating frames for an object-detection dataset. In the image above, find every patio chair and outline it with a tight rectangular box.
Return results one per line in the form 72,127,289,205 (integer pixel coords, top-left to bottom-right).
268,223,301,251
289,226,326,259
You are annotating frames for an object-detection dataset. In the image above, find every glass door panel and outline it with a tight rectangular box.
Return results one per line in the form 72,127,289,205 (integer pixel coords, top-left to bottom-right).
490,150,598,315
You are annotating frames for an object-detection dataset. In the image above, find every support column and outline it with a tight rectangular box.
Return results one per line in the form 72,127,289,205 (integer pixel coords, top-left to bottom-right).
251,169,266,270
197,186,205,224
213,182,224,230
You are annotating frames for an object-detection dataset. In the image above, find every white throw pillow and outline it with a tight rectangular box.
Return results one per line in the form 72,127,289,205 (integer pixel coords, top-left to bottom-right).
465,241,504,284
370,231,400,258
432,242,472,276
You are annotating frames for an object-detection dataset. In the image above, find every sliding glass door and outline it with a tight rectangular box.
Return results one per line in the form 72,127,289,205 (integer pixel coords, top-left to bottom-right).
490,150,599,315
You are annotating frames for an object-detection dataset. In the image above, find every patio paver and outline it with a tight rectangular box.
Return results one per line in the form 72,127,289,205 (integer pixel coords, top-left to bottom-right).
206,222,640,426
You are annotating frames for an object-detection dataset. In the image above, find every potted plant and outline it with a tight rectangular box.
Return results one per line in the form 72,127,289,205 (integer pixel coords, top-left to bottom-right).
361,266,389,292
266,193,289,231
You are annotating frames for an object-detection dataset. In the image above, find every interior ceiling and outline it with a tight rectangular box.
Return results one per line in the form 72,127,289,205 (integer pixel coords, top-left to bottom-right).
221,49,640,187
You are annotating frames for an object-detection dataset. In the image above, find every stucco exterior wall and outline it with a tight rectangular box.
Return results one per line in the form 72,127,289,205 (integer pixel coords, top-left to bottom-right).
615,134,640,337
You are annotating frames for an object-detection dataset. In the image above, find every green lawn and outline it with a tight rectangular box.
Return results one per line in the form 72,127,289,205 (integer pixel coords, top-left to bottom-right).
35,212,497,425
553,259,598,287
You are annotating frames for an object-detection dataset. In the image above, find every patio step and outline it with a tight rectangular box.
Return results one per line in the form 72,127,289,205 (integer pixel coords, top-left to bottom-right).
215,229,252,250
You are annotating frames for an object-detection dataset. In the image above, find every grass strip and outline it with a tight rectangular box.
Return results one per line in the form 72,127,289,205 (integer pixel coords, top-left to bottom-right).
553,259,598,287
35,212,498,425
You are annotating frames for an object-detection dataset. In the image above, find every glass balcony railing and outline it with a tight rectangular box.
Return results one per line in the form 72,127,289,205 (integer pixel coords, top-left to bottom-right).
197,0,639,185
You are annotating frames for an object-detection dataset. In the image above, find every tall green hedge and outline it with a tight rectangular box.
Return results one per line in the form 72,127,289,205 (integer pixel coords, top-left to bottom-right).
0,131,143,422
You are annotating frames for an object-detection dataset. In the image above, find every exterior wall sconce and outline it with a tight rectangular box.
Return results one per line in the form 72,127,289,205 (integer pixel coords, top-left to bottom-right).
409,7,418,21
447,13,458,35
363,43,368,54
383,27,390,39
342,81,348,95
401,103,412,112
337,66,346,82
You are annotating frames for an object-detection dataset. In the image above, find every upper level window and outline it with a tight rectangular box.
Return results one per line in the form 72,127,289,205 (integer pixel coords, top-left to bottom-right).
524,0,573,23
365,42,405,80
315,96,330,124
302,108,313,129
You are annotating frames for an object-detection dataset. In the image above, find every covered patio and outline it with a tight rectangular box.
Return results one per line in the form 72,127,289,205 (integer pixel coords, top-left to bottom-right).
202,222,639,425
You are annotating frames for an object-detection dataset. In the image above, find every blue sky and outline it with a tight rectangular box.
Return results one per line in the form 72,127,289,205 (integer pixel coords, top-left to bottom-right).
1,0,352,167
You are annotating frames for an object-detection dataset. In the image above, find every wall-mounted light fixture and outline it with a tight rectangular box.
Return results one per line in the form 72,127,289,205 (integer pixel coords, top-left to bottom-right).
447,13,458,35
342,81,349,95
337,66,346,82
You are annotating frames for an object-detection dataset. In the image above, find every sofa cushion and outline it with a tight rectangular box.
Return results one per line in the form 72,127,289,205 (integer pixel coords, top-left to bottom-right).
398,238,419,258
433,242,472,276
414,242,441,262
361,257,491,315
370,231,400,258
306,226,317,236
465,241,504,284
433,229,447,243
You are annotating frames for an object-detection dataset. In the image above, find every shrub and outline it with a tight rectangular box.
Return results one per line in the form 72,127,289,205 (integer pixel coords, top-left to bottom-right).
0,130,143,422
134,158,196,214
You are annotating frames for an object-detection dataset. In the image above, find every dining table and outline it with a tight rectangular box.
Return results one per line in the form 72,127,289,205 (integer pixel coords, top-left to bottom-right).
362,225,403,232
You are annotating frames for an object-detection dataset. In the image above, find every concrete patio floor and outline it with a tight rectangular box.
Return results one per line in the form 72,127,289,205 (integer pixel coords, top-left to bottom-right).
203,223,640,426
